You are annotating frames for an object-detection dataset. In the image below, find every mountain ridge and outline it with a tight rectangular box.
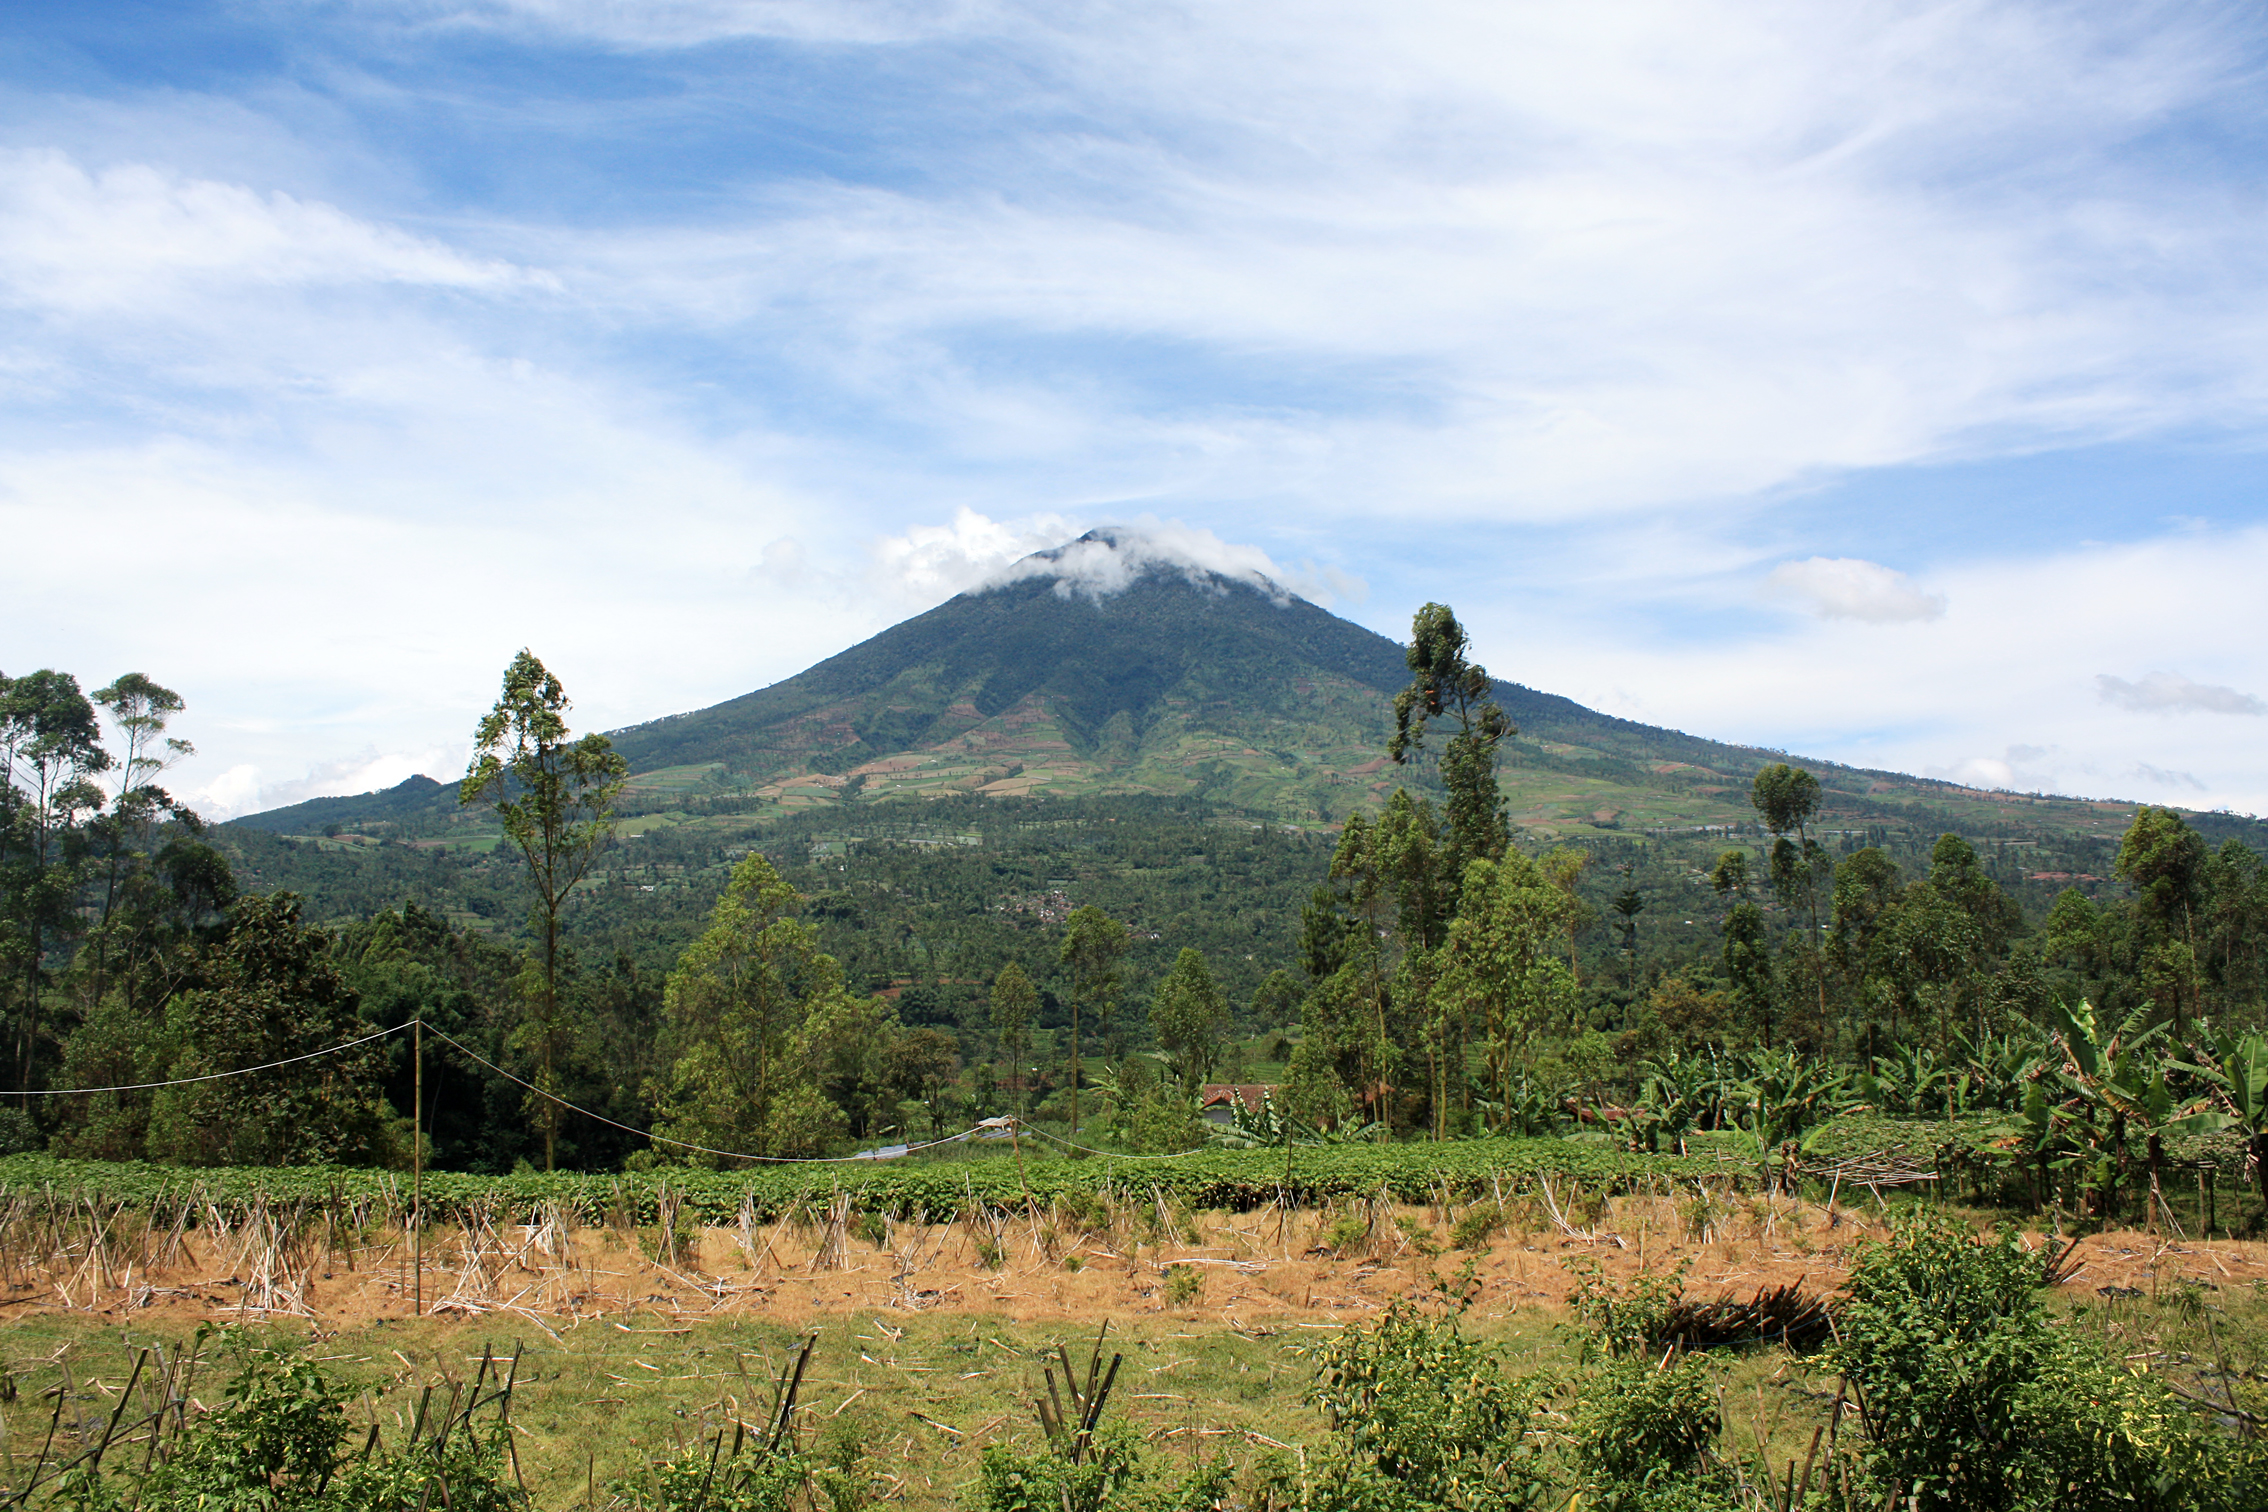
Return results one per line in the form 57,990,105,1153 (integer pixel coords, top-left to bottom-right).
230,529,2260,846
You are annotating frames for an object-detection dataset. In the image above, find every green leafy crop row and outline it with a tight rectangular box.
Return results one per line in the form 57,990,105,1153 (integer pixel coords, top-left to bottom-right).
0,1137,1741,1226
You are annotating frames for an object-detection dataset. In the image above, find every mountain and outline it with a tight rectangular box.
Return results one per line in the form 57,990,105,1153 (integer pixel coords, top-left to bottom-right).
234,529,2261,845
589,527,1791,829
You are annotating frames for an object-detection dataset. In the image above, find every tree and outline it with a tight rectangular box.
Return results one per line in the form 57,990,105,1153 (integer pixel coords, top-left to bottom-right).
1720,901,1774,1045
2201,839,2268,1013
1326,813,1397,1127
1609,885,1644,988
1059,905,1128,1136
1432,852,1577,1127
85,674,196,1004
1750,764,1824,930
2115,807,2209,1031
648,852,864,1162
1249,968,1301,1031
1540,848,1595,991
1150,947,1228,1095
1830,848,1900,973
1390,603,1511,884
459,650,627,1170
1751,764,1828,1036
146,893,390,1167
0,670,110,1092
990,961,1039,1114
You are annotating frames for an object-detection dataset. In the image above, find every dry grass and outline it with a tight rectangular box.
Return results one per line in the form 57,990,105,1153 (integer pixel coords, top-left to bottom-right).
0,1190,2263,1507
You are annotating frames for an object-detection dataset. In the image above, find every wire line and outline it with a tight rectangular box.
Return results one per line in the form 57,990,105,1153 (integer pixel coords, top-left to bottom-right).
420,1024,989,1166
5,1023,408,1098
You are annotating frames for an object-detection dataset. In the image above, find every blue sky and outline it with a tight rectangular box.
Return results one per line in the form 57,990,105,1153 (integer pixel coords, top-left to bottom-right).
4,0,2267,816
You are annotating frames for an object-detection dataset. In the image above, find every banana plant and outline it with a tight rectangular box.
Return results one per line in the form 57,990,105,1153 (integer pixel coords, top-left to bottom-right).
1725,1048,1856,1191
1855,1042,1953,1117
1731,1047,1855,1147
2045,998,2224,1220
1956,1026,2050,1114
2181,1026,2268,1210
1212,1090,1384,1149
1628,1051,1732,1155
1988,1077,2081,1213
1471,1075,1566,1138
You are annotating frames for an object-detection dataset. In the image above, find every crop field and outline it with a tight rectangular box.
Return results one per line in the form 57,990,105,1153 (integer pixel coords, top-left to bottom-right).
0,1140,2264,1508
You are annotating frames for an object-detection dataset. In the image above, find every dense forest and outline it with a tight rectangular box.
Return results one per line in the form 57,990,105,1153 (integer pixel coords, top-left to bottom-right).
5,612,2266,1193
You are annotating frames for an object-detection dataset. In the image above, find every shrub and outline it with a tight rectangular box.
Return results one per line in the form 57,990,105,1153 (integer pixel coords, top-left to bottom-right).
1569,1355,1722,1492
1163,1264,1203,1307
1321,1209,1371,1255
1305,1299,1558,1511
131,1329,524,1512
1563,1256,1690,1361
973,1429,1143,1512
1449,1202,1504,1250
1831,1218,2051,1512
607,1442,807,1512
1831,1214,2268,1512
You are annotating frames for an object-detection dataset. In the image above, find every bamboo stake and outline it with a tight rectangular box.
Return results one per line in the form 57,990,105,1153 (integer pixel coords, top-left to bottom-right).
414,1016,423,1317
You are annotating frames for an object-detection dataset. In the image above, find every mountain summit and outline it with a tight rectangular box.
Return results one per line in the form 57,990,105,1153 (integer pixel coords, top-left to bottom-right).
609,528,1409,817
606,528,1792,826
977,524,1299,605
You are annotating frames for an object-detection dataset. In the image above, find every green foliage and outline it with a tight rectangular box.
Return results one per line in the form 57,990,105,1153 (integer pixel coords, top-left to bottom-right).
606,1441,809,1512
461,647,628,1170
1304,1297,1558,1512
146,892,392,1167
1563,1256,1692,1361
0,1135,1717,1228
646,852,874,1161
1832,1214,2268,1511
1831,1216,2055,1510
115,1328,526,1512
1448,1201,1506,1250
1569,1354,1723,1494
1149,947,1228,1094
974,1430,1151,1512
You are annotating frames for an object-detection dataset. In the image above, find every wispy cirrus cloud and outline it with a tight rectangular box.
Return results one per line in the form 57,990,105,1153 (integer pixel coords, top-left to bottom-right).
3,1,2268,817
0,148,552,312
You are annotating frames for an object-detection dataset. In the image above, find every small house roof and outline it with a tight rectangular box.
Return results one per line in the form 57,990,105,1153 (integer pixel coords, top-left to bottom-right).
1197,1083,1277,1113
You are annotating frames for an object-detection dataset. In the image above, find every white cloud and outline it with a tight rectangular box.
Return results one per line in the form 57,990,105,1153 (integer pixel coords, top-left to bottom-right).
989,520,1295,603
1924,743,2060,794
504,0,2268,525
1765,557,1947,623
1928,755,2017,791
0,149,552,312
2095,671,2265,716
1471,523,2268,816
867,507,1081,602
4,3,2268,818
865,510,1369,610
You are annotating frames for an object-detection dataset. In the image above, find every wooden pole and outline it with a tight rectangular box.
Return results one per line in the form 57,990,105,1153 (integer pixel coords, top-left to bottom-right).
413,1016,423,1317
